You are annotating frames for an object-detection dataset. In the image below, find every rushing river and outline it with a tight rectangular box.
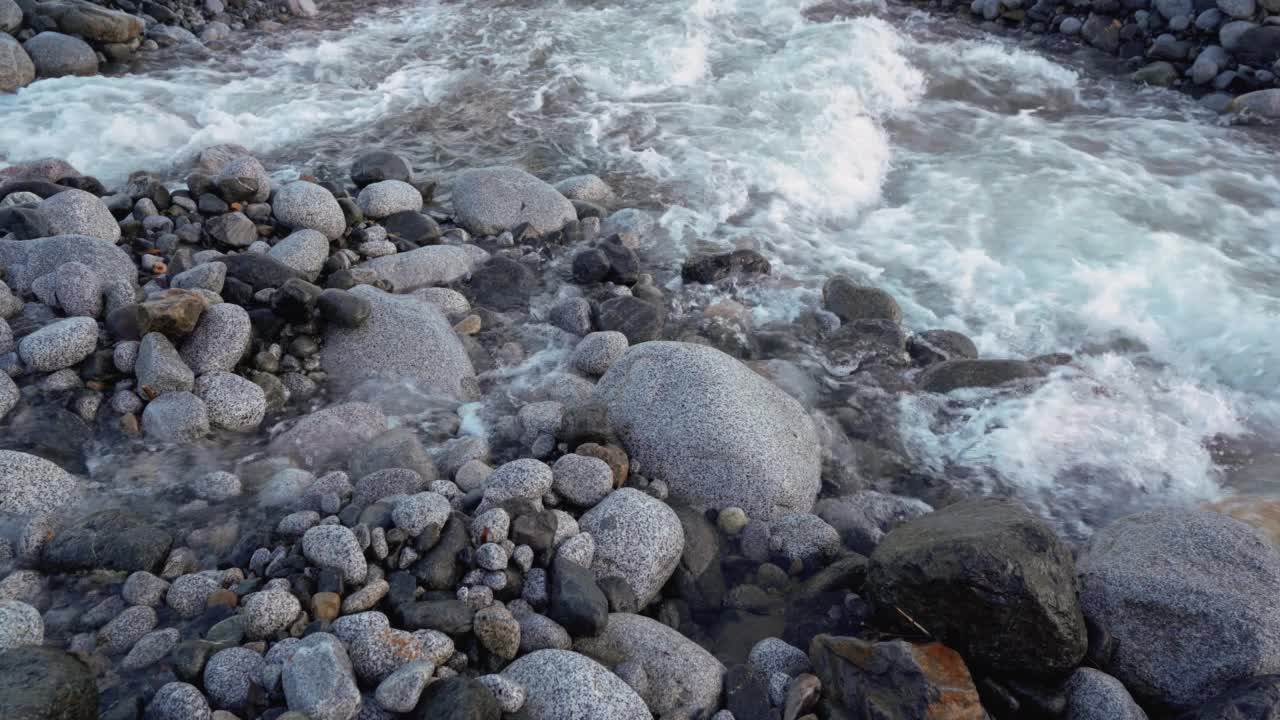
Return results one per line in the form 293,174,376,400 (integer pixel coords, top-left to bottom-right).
3,0,1279,537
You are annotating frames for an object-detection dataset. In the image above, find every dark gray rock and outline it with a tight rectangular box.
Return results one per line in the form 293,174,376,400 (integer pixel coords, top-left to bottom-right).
1065,668,1148,720
822,276,901,323
219,252,302,291
205,212,256,248
22,31,97,78
682,249,771,284
468,255,537,312
1082,13,1121,52
917,358,1044,393
0,646,97,720
317,288,372,328
548,555,608,637
810,634,985,719
866,498,1087,674
814,491,933,555
1236,26,1280,66
351,151,413,188
42,509,173,573
1182,675,1280,720
908,329,978,365
411,676,500,720
399,599,474,636
597,295,664,344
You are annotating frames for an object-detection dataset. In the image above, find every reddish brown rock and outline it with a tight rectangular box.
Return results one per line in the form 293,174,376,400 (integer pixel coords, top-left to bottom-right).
575,442,629,488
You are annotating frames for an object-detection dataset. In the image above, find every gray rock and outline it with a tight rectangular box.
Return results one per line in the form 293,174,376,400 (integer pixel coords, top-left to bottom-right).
142,391,209,442
0,34,34,92
0,235,138,312
167,572,220,618
349,428,437,481
1065,668,1148,720
1081,12,1120,52
122,571,169,606
359,244,486,293
552,454,614,507
476,673,528,714
282,633,361,720
269,229,329,279
1229,88,1280,117
0,0,18,33
195,371,266,432
23,32,97,79
37,191,117,244
768,513,841,566
554,175,615,205
1220,19,1257,50
484,459,554,507
302,524,368,584
570,331,628,376
354,468,424,505
822,276,901,323
136,332,195,395
54,261,102,318
147,681,211,720
215,155,271,203
273,181,346,240
98,604,156,654
475,603,521,660
0,318,11,355
374,659,433,713
1217,0,1254,18
351,151,412,187
392,492,451,536
0,372,14,420
203,646,265,711
1078,509,1280,708
205,212,256,248
516,610,572,654
0,448,75,515
1156,0,1193,16
180,302,251,375
357,180,423,219
1192,45,1230,85
503,649,650,720
42,509,171,574
243,589,301,640
321,286,475,397
414,286,471,317
0,646,98,719
121,627,180,671
595,341,820,519
748,637,811,677
146,23,199,46
193,471,241,501
0,600,42,649
815,491,933,554
578,488,682,607
600,208,654,248
452,166,577,236
549,297,592,336
270,402,388,469
172,262,227,293
348,627,434,683
18,316,97,371
917,358,1044,393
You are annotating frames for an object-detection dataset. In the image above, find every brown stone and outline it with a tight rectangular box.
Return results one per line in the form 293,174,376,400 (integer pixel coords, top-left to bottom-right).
138,289,206,338
311,592,340,622
575,442,629,488
206,589,238,610
452,314,482,335
810,634,987,720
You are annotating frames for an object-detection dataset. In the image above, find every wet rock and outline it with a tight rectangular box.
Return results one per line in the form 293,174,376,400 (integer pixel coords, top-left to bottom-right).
195,371,266,432
392,492,451,537
810,634,986,720
206,212,257,248
203,646,264,711
23,31,97,79
383,210,442,244
220,252,302,291
866,499,1086,674
282,632,362,720
1064,668,1148,720
484,458,554,507
575,613,724,719
0,449,78,515
98,603,155,654
0,235,137,312
273,181,346,240
768,513,841,567
270,229,330,279
42,509,173,573
349,428,436,482
554,175,614,205
352,151,412,188
321,286,475,397
269,401,388,469
0,34,35,92
578,488,682,607
682,249,771,284
1078,508,1280,708
166,572,220,618
136,332,195,395
596,341,820,519
123,571,170,606
917,358,1044,393
823,276,901,323
814,491,933,555
452,166,576,236
142,391,210,442
0,600,42,649
502,649,650,720
358,180,423,219
302,524,368,584
1229,87,1280,117
146,681,211,720
412,675,500,720
0,646,97,719
18,316,97,371
548,554,608,637
359,244,483,292
1236,26,1280,66
597,295,664,344
907,329,978,365
214,155,272,203
317,287,372,328
468,255,538,312
120,627,180,671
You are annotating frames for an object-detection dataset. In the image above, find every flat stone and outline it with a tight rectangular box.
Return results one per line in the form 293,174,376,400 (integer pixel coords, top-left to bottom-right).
375,659,434,713
358,244,484,293
41,509,173,573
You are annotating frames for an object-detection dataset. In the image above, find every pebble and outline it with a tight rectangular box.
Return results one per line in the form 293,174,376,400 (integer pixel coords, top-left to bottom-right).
277,510,320,536
17,316,97,371
195,371,267,432
475,543,510,571
242,589,302,640
302,525,368,585
342,579,390,614
570,331,629,376
391,492,452,537
203,647,265,710
53,261,102,318
749,637,813,677
374,659,435,713
167,572,221,619
474,603,521,660
552,453,614,506
147,681,212,720
0,599,42,649
120,627,180,671
194,471,242,501
349,627,431,683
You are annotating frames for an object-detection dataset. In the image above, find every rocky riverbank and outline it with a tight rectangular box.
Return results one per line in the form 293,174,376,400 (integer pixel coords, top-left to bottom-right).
0,146,1278,720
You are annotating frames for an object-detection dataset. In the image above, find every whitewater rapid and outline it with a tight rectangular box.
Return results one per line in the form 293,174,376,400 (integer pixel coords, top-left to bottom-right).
4,0,1279,533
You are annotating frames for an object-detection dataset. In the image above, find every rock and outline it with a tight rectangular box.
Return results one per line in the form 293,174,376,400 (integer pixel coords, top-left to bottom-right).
23,32,97,79
681,249,771,284
1220,19,1257,49
42,0,144,42
412,676,501,720
0,0,21,34
359,244,484,293
0,35,35,92
302,524,368,584
503,649,650,720
1081,13,1120,52
207,212,257,248
172,262,227,294
97,603,155,654
42,509,172,573
866,499,1086,674
282,633,362,720
516,610,572,653
221,252,302,292
120,627,180,671
375,660,433,713
351,151,412,188
917,358,1044,393
136,332,195,395
810,635,986,720
549,297,592,336
0,373,15,421
53,261,102,318
577,488,682,607
242,589,301,640
768,513,841,566
569,331,628,377
0,235,137,311
146,681,210,720
269,229,330,279
554,175,614,205
317,288,373,328
203,646,264,711
1236,26,1280,66
126,290,205,341
1077,508,1280,708
1133,61,1179,86
123,571,170,606
1228,88,1280,117
269,401,388,469
575,613,724,719
822,276,900,323
194,471,241,501
0,646,97,719
1064,668,1148,720
382,210,441,244
392,492,451,536
452,167,576,236
0,449,78,515
142,391,210,442
1183,675,1280,720
18,316,97,371
0,600,42,649
467,255,538,312
814,491,933,555
548,554,609,637
597,295,664,344
475,604,521,659
483,459,554,509
195,371,266,432
349,428,437,482
552,454,613,507
273,181,346,240
596,341,820,519
357,180,423,219
321,286,475,397
748,637,810,678
1218,0,1256,18
477,674,527,714
214,155,271,203
165,572,220,618
908,329,978,365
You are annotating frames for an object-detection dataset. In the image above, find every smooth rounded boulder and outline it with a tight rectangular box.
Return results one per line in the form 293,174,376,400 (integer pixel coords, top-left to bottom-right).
22,32,97,78
451,166,576,237
272,180,346,239
502,649,651,720
865,498,1087,675
0,449,78,515
38,188,121,243
0,646,97,719
595,341,820,519
0,34,35,92
577,488,683,607
1078,508,1280,708
0,235,139,312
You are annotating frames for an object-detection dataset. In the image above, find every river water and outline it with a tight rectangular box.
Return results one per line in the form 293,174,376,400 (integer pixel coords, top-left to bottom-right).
2,0,1279,537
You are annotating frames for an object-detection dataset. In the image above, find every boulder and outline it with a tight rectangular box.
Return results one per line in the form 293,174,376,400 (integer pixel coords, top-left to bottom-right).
1077,509,1280,708
22,32,97,78
822,276,901,323
18,316,97,371
577,488,683,607
595,341,820,519
1182,675,1280,720
41,509,173,573
0,35,35,93
0,0,19,33
269,229,329,279
502,649,651,720
451,166,576,237
0,235,138,312
358,244,485,293
1064,668,1148,720
0,646,97,720
38,0,145,42
1228,88,1280,118
575,613,724,720
917,358,1044,393
37,188,119,243
269,401,388,469
321,286,475,397
0,449,78,516
282,633,362,720
272,181,346,240
865,499,1086,674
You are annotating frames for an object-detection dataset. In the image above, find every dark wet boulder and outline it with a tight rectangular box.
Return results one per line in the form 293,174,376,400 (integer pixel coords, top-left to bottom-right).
1182,674,1280,720
572,248,610,284
467,255,538,312
548,554,608,637
822,275,901,323
682,249,771,284
1235,26,1280,67
908,329,979,365
220,252,302,292
865,498,1087,674
351,150,413,188
917,358,1044,393
0,645,98,719
41,509,174,574
411,675,500,720
597,295,664,344
0,207,49,240
383,210,441,245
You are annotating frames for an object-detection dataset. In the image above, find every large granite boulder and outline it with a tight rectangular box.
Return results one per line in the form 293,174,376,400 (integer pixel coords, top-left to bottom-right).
0,449,78,516
502,649,650,720
22,32,97,78
0,34,35,93
0,235,138,312
451,167,576,237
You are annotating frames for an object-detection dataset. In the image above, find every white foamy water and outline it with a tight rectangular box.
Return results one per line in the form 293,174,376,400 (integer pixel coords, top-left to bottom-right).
4,0,1279,531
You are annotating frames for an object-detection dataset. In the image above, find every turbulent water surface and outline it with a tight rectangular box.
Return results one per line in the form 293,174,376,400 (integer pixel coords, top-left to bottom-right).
3,0,1280,536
